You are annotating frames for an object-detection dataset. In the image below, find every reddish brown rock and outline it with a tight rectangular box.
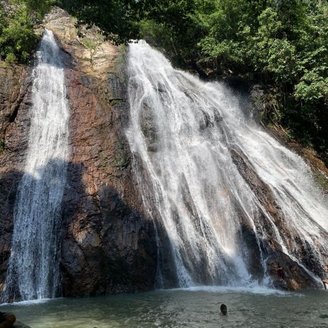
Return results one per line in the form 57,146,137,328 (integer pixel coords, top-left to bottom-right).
43,8,157,296
231,147,327,290
0,7,157,298
0,64,32,290
266,252,319,290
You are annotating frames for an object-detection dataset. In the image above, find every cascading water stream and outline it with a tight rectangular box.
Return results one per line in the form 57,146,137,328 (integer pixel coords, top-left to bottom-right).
126,41,328,288
3,29,70,301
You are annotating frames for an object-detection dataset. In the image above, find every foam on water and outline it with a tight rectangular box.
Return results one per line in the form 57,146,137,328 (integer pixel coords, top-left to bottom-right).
0,298,54,307
168,286,294,296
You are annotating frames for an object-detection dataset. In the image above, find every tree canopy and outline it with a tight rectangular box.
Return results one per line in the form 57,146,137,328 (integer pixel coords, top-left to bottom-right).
0,0,327,162
137,0,328,162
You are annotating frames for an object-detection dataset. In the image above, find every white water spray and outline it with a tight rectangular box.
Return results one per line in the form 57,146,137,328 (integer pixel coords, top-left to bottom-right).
3,29,70,301
127,41,328,288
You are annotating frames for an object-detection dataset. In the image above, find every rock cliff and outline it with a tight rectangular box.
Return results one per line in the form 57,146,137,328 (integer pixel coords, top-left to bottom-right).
44,8,157,296
0,7,327,298
0,64,32,291
0,7,157,297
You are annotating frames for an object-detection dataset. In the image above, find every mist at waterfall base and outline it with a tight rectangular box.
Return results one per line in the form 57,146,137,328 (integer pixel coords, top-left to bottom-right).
126,40,328,289
2,30,69,302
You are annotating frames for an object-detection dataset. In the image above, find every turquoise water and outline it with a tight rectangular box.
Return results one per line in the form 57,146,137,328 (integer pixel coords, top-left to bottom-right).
1,287,328,327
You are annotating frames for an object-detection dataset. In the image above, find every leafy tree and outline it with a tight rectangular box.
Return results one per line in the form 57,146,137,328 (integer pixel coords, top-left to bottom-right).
132,0,327,161
0,0,326,161
58,0,142,42
136,0,205,67
0,0,53,63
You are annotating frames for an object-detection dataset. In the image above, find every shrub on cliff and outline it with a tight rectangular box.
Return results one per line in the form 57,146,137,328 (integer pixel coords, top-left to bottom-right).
0,0,53,63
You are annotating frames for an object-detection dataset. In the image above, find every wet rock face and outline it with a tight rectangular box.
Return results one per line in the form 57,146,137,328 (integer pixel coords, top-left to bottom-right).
231,147,327,290
43,8,157,296
0,65,32,291
266,252,319,290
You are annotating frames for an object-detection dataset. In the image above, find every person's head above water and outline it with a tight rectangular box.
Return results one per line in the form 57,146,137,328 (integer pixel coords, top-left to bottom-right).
220,304,227,315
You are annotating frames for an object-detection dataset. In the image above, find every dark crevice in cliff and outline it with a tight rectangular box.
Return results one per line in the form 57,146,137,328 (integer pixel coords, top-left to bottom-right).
6,67,33,126
8,94,25,123
109,99,124,102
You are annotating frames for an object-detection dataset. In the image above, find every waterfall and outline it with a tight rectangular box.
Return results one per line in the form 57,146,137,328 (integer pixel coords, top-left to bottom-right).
126,41,328,288
3,30,70,301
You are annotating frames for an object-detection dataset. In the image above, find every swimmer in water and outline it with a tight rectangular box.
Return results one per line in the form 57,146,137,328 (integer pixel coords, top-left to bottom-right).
220,304,228,315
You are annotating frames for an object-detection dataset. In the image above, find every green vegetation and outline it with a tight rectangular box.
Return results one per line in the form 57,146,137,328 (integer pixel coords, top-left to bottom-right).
57,0,141,43
136,0,328,163
0,0,326,162
0,0,53,63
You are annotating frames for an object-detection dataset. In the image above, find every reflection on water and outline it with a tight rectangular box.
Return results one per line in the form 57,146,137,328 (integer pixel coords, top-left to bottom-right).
1,289,328,328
